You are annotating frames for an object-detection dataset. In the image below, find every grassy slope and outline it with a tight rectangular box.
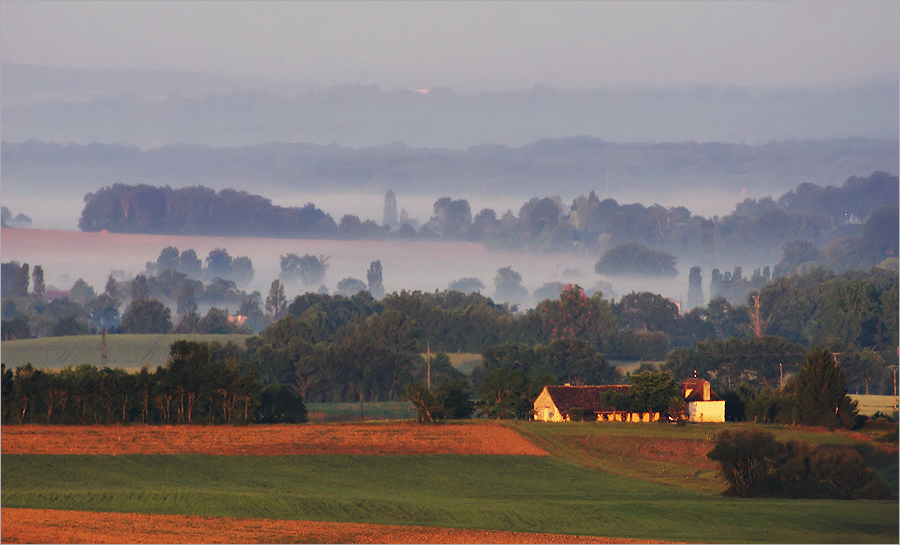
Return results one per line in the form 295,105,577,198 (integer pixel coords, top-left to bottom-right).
0,334,250,371
446,352,483,374
2,421,897,543
508,420,899,494
3,338,474,374
2,453,896,543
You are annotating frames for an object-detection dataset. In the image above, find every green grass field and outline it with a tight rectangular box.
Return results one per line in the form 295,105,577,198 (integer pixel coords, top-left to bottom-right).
306,401,417,421
2,453,896,543
430,354,652,377
850,394,899,417
445,352,483,374
2,421,897,543
510,420,900,495
0,333,250,372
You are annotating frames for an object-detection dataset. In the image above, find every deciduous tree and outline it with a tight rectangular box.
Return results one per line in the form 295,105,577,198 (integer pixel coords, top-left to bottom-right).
265,280,287,320
628,370,678,419
121,298,172,334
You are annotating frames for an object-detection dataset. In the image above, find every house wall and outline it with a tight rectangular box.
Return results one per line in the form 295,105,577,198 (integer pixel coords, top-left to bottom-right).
592,412,661,422
686,400,725,422
533,389,564,422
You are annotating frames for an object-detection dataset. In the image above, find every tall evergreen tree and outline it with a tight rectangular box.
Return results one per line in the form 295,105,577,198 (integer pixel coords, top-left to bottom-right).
792,347,857,429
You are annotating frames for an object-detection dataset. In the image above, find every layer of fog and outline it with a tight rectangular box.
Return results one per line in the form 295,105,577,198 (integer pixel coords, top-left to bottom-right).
0,185,777,313
2,218,776,317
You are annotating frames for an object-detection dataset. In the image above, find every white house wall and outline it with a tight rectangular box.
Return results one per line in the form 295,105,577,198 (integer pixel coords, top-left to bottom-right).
686,400,725,422
533,389,564,422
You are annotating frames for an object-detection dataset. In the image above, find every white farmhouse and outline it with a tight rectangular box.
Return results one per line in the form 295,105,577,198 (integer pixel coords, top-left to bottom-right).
681,378,725,422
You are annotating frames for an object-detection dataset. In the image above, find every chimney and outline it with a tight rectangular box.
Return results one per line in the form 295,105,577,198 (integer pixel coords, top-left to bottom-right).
703,380,710,400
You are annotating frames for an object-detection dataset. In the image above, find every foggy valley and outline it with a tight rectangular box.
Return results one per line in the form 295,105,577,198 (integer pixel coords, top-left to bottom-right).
2,5,899,540
1,62,897,314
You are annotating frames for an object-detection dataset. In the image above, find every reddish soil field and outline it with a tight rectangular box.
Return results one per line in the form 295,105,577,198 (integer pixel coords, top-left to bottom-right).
568,435,719,472
1,508,662,544
0,422,548,455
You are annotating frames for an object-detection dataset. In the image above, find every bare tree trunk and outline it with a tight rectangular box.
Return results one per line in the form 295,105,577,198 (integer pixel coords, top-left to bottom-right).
19,397,29,424
749,293,768,338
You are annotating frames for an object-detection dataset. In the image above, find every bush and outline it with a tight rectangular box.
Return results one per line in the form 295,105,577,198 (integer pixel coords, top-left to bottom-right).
404,379,475,424
706,429,890,499
256,384,308,424
568,407,583,422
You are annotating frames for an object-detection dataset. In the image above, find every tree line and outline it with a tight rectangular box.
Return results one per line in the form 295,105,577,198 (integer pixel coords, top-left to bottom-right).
1,340,307,425
79,184,336,238
1,260,262,339
4,262,897,397
73,173,898,272
105,277,896,405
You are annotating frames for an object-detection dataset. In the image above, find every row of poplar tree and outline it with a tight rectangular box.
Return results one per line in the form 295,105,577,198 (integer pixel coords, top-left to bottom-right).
1,340,307,425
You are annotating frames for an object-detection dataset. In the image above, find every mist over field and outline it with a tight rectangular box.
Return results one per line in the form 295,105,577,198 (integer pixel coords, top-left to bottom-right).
2,9,899,543
1,71,894,312
2,228,705,311
1,3,897,315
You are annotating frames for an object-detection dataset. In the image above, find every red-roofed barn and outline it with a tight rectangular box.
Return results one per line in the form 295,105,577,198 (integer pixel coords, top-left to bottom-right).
532,384,660,422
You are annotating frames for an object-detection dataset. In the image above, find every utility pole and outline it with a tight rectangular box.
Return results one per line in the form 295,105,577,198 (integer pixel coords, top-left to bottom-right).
894,347,898,398
427,342,431,390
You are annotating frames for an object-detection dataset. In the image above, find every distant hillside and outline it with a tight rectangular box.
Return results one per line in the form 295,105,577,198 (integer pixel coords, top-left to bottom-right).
0,333,250,371
3,137,897,202
2,64,897,148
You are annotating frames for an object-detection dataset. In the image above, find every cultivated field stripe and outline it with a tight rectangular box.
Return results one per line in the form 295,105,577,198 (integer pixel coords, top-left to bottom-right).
0,508,662,544
0,423,549,456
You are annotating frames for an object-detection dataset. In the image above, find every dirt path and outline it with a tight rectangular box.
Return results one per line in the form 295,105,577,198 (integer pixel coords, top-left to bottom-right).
1,508,664,544
0,422,548,455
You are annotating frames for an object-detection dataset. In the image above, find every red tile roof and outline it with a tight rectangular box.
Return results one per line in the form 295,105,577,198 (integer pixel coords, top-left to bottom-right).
681,378,722,401
544,385,630,413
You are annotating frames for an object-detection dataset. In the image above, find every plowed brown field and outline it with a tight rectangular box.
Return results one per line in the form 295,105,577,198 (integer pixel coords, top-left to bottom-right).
1,508,661,544
0,422,548,455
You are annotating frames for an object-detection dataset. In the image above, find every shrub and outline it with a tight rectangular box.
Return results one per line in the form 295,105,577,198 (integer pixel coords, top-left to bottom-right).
707,429,890,499
256,384,308,424
568,407,583,422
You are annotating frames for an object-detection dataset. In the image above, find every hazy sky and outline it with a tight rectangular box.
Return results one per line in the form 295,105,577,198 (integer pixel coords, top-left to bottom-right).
1,1,897,93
